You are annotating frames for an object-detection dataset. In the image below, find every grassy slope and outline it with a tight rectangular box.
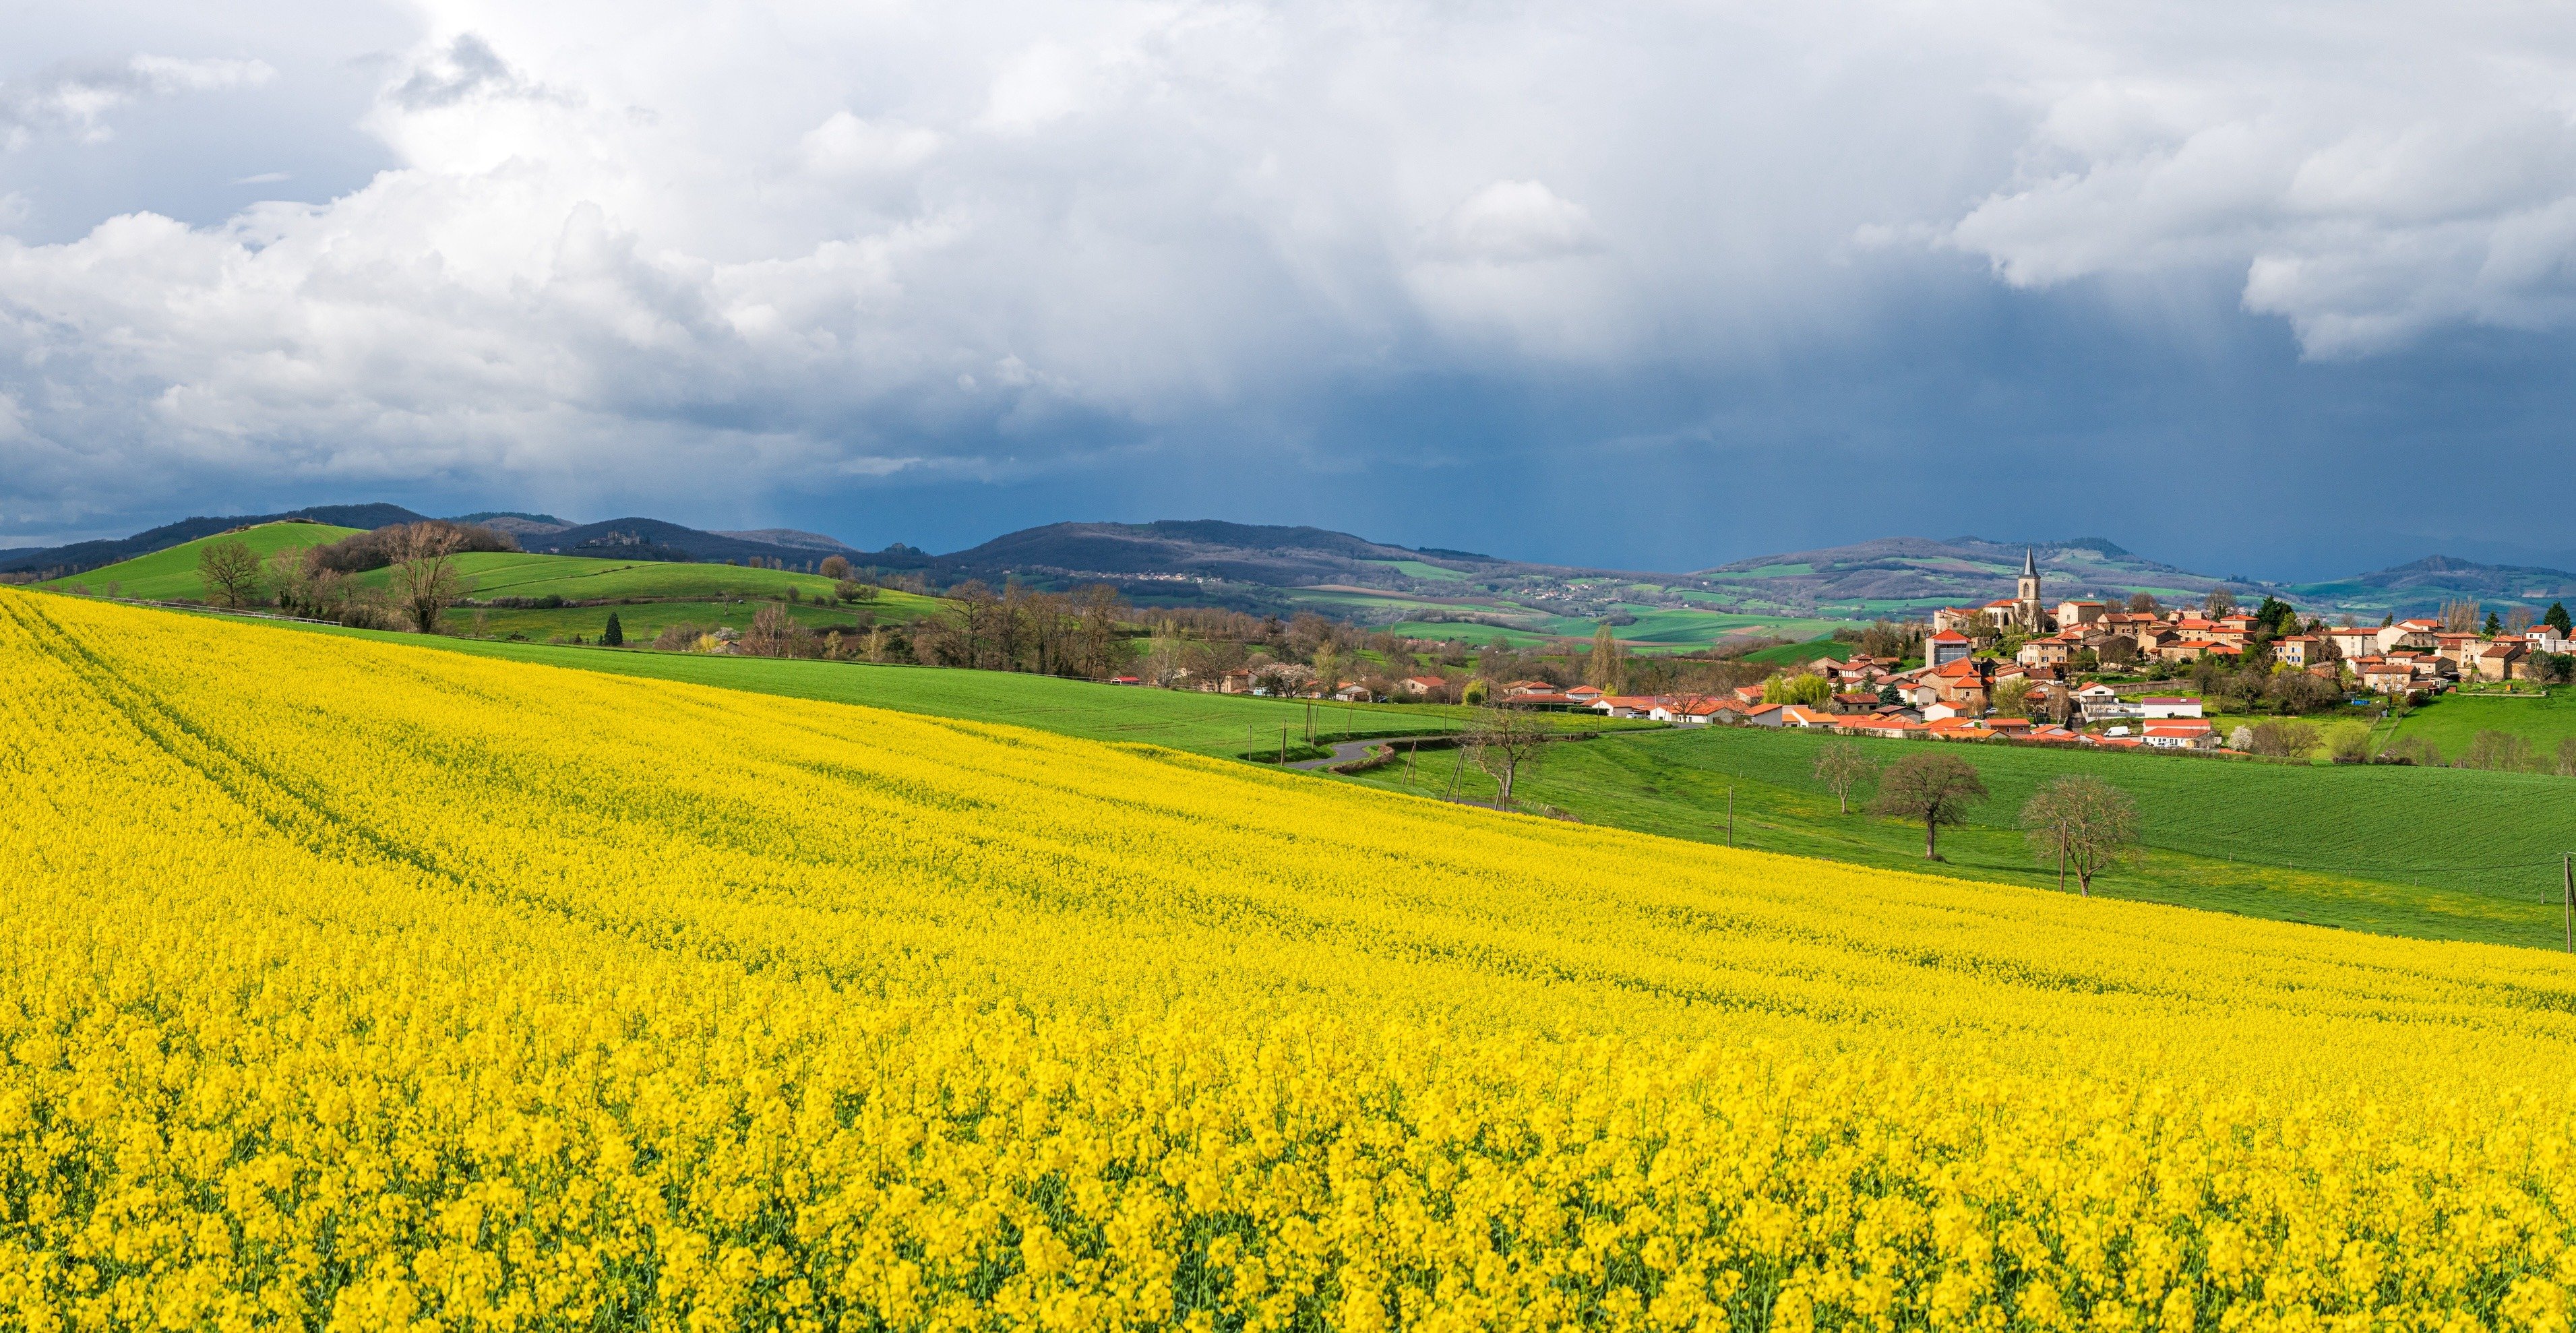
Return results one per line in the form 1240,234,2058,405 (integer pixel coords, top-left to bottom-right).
2381,687,2576,759
259,622,1602,755
40,522,365,598
1741,636,1856,667
1343,726,2576,948
51,534,949,638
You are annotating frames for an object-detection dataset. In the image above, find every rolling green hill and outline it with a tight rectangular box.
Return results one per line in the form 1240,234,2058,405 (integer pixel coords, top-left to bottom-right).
1344,726,2576,949
39,521,365,599
2377,687,2576,762
44,526,950,640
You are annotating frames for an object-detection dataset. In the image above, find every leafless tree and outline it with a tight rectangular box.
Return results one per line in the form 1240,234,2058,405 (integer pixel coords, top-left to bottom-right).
2507,605,2536,635
386,522,468,632
1465,706,1552,809
2441,598,2482,633
2019,774,2141,896
1871,751,1989,860
819,555,853,581
1812,741,1878,815
743,602,801,656
2126,592,2159,614
2201,587,2236,619
196,538,264,609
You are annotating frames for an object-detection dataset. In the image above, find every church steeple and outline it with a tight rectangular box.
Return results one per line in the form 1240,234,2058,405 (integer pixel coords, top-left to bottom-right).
2017,547,2043,631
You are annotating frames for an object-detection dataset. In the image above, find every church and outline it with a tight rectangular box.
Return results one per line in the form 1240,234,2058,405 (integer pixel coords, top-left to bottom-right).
1928,549,2051,645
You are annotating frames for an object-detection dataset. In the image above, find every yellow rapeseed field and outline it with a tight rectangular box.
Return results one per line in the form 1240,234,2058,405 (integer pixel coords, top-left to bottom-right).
11,589,2576,1332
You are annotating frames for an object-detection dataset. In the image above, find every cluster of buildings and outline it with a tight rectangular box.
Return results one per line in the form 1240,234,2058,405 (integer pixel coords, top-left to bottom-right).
2326,619,2561,693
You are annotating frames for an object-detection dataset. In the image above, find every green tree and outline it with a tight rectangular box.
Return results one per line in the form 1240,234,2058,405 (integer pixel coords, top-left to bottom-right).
1871,752,1988,860
2484,611,2504,636
196,538,264,609
2548,602,2573,634
2018,775,2141,896
602,613,624,647
1585,623,1624,691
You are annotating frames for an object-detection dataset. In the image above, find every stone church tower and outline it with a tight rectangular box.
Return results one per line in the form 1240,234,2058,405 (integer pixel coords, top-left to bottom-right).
2017,548,2044,631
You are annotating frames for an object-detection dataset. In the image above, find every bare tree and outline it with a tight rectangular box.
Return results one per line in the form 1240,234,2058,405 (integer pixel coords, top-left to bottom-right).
819,555,853,581
1465,706,1552,808
2202,587,2237,619
386,522,467,632
2126,592,2159,615
1812,741,1878,815
2018,774,2141,896
2507,605,2536,635
743,602,800,656
2441,598,2482,633
197,538,264,609
1870,751,1988,860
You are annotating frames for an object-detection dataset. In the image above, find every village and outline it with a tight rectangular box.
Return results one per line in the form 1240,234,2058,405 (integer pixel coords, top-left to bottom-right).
1138,549,2576,756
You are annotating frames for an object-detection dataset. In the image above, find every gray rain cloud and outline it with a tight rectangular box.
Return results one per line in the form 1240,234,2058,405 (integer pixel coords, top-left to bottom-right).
7,0,2576,572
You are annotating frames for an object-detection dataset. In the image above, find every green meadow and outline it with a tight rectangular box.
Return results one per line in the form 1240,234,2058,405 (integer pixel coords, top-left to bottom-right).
42,523,950,639
40,522,365,599
1343,724,2576,949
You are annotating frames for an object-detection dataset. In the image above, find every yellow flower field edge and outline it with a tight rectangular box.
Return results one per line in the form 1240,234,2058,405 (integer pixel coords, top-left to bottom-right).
9,588,2576,1332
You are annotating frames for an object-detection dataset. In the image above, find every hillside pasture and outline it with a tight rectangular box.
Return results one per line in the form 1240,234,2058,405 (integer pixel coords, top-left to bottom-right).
38,521,364,600
1347,724,2576,948
2379,686,2576,762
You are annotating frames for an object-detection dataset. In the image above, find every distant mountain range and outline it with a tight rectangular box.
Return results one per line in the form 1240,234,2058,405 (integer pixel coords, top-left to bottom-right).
9,507,2575,619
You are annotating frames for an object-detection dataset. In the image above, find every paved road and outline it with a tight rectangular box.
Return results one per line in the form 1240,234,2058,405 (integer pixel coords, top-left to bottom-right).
1287,735,1453,771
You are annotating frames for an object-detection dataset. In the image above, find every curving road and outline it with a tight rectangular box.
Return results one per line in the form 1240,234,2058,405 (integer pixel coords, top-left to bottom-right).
1286,735,1454,772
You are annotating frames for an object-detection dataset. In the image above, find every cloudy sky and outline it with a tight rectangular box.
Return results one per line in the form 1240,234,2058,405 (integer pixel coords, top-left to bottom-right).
5,1,2576,578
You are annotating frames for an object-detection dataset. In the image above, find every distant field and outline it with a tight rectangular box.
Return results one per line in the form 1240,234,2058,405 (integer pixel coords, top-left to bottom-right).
2381,687,2576,759
43,524,950,636
40,522,365,599
1345,724,2576,949
254,621,1618,755
460,597,942,643
1740,636,1856,667
1376,607,1853,654
351,551,857,603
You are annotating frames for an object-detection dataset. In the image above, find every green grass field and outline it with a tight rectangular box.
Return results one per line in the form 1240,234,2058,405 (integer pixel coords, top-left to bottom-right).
225,617,1640,755
2380,687,2576,760
1741,636,1855,668
44,523,950,638
40,522,365,599
1344,725,2576,950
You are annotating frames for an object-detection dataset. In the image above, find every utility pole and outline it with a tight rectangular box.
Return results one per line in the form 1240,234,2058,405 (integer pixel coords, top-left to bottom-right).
1279,724,1287,766
2058,825,2068,894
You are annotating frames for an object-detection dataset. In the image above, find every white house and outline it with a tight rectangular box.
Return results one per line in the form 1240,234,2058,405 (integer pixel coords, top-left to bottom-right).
2075,684,2135,721
2139,696,2204,719
2141,720,2217,750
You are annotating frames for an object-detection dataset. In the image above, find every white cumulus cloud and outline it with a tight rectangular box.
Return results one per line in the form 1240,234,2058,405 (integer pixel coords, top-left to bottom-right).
7,0,2576,532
